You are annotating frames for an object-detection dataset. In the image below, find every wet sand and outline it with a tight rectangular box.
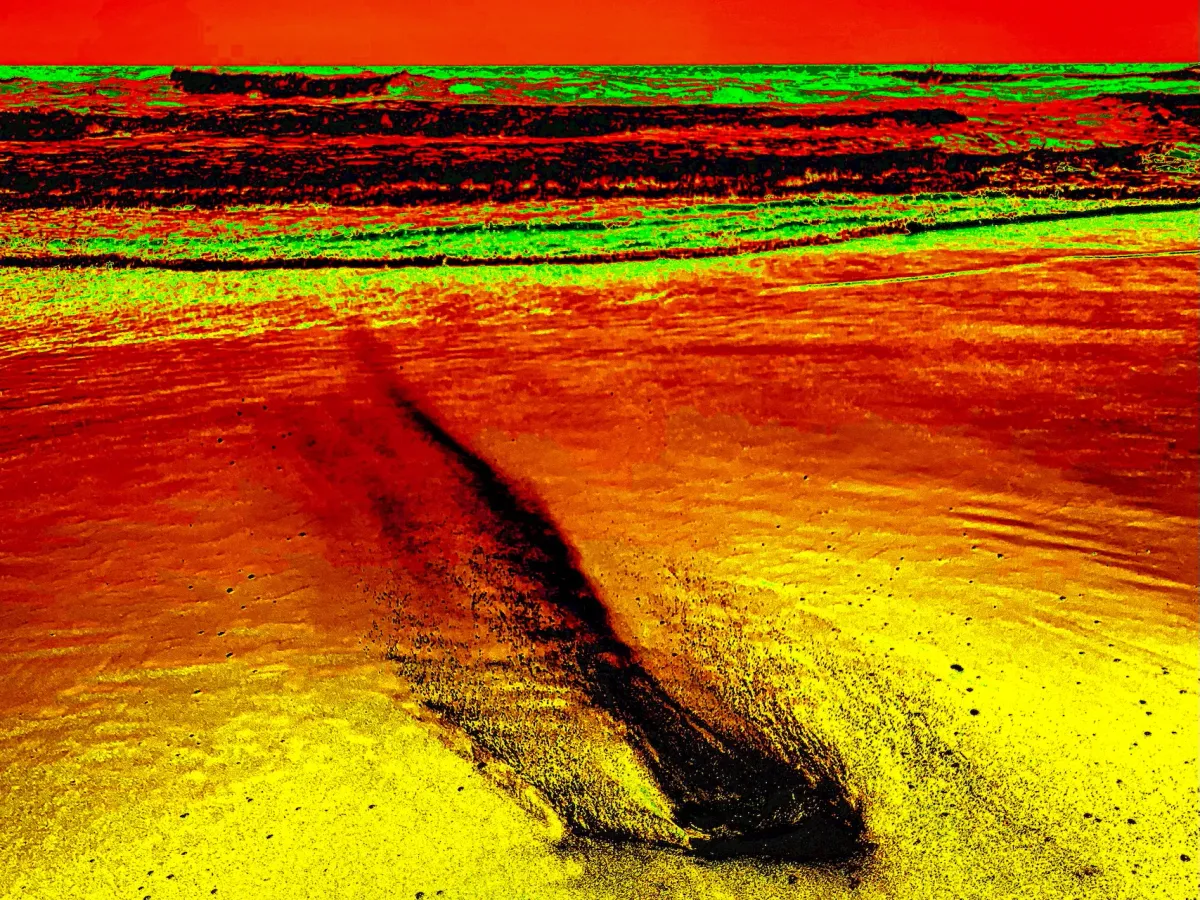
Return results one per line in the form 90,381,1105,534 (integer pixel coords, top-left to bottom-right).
1,211,1196,898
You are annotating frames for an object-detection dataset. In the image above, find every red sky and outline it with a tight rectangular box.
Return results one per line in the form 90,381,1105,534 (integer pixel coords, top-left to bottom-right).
0,0,1195,64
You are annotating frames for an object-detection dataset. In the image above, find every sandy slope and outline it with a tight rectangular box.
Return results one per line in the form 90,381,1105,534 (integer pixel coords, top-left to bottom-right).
0,212,1196,898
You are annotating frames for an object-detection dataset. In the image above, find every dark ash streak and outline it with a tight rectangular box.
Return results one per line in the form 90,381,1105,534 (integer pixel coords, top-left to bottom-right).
342,334,871,864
